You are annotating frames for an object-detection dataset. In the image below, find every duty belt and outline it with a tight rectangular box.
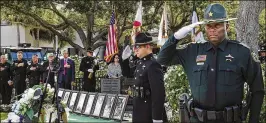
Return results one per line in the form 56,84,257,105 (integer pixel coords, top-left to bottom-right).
190,106,241,122
132,86,151,99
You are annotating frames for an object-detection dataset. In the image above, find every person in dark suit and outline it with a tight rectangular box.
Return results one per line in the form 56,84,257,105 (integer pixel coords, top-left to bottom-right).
0,55,13,104
26,54,42,88
12,51,28,97
42,53,55,87
132,32,168,123
79,48,98,92
58,50,75,89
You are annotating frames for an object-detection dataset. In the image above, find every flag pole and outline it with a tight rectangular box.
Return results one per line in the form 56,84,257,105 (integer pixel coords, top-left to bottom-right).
191,0,196,42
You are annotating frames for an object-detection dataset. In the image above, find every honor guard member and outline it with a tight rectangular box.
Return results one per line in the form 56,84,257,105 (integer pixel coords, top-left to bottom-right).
0,55,13,104
132,32,167,123
12,51,28,97
26,54,43,88
79,48,98,92
157,3,264,123
42,53,55,87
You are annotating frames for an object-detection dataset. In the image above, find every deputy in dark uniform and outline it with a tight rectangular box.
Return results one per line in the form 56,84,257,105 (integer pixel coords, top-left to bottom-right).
26,54,42,88
157,3,264,123
0,55,13,104
12,51,28,97
132,32,167,123
42,53,55,87
79,48,98,92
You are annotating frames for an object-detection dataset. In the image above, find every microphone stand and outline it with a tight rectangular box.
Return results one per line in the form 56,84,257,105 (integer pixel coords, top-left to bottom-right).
37,49,61,123
37,63,52,122
49,49,61,123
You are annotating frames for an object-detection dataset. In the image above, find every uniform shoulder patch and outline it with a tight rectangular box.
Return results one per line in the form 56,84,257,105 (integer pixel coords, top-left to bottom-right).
176,44,189,49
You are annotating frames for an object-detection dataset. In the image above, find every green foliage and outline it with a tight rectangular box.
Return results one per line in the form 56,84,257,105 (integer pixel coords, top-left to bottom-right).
70,55,83,79
165,64,266,122
259,8,266,44
0,112,8,120
164,65,190,122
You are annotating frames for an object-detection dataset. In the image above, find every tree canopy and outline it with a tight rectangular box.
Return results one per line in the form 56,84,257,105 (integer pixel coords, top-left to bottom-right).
1,1,265,53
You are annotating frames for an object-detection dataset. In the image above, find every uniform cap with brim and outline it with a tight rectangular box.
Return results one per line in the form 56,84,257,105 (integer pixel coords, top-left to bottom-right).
199,3,237,24
134,32,157,45
87,47,93,53
47,53,54,57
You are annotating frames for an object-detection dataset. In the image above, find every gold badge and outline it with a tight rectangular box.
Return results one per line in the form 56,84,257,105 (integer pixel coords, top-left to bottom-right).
209,12,213,17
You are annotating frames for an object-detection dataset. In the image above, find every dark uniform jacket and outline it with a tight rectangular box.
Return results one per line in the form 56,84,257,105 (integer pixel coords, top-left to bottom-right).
132,53,167,122
0,62,13,104
0,62,12,83
27,62,42,87
79,56,98,92
42,61,55,87
12,59,28,96
157,36,264,122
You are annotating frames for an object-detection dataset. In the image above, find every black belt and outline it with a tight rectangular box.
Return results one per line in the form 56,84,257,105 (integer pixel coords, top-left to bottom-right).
190,106,241,122
132,86,151,98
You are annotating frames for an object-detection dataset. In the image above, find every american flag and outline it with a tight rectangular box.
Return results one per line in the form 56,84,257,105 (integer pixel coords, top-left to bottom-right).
104,11,118,62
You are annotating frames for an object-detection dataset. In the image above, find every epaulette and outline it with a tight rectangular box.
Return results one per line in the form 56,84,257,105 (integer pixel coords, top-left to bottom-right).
228,40,250,49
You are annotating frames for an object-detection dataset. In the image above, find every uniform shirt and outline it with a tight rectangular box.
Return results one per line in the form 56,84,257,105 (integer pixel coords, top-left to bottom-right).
12,59,28,76
26,63,42,81
133,53,165,121
107,63,122,78
42,61,55,82
0,62,12,81
157,36,264,110
79,56,94,74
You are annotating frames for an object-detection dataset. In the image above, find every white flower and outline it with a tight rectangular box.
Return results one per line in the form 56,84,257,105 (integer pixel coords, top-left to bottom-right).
4,112,20,122
19,98,26,104
14,103,20,114
47,84,51,90
49,88,55,94
27,88,35,99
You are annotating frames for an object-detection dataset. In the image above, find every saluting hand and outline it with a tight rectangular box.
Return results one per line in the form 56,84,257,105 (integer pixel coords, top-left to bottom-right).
174,21,205,40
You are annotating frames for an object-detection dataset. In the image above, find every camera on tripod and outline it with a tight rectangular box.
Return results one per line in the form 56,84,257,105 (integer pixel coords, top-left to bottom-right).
258,44,266,63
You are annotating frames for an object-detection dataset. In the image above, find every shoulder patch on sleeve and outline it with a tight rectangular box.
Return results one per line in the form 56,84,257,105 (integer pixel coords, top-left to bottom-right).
176,44,189,49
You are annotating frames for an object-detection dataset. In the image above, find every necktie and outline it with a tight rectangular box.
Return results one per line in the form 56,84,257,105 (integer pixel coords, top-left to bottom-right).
64,59,66,75
206,48,217,107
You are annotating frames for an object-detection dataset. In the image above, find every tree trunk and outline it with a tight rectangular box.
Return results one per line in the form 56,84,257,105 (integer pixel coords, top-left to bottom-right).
17,24,20,45
236,1,265,53
36,28,40,47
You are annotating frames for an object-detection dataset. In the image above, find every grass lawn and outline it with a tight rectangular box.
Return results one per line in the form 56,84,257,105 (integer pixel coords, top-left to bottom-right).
0,112,8,120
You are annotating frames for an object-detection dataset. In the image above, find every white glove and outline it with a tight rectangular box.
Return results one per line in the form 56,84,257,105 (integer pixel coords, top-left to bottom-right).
153,120,163,123
88,69,94,73
8,80,13,86
174,21,205,40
